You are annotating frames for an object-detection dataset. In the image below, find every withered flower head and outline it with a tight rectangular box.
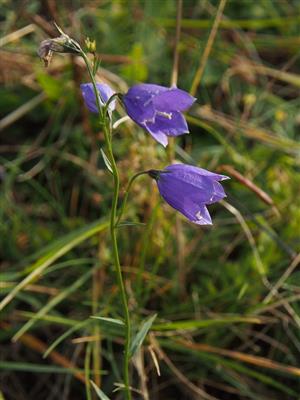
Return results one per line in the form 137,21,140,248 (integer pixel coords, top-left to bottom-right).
38,24,81,67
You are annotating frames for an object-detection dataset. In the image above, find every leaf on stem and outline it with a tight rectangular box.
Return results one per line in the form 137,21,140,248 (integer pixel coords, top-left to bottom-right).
100,148,113,174
130,314,157,357
91,316,125,326
93,56,101,76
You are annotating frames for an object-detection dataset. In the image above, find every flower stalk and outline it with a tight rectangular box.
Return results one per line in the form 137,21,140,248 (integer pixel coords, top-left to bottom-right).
80,50,132,400
116,171,149,226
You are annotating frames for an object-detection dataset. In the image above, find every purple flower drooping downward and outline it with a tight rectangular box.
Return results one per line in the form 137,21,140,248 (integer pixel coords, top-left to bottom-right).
149,164,229,225
80,83,116,114
123,84,196,147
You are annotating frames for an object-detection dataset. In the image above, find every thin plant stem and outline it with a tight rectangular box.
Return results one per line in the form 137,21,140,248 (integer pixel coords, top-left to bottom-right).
168,0,183,162
81,52,104,121
169,0,186,297
190,0,227,97
170,0,183,87
81,51,132,400
92,267,101,388
116,171,149,226
85,342,93,400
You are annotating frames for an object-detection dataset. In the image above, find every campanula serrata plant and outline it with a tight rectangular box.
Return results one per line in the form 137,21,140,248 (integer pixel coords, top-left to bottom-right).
38,24,229,400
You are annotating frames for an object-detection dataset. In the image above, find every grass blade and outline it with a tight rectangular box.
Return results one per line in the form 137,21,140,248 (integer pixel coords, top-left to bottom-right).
153,316,267,331
0,219,108,312
90,380,111,400
13,267,96,342
130,314,157,357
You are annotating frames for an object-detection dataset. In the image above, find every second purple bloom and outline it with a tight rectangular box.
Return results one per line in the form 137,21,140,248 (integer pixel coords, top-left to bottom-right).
149,164,229,225
80,83,116,114
123,84,196,147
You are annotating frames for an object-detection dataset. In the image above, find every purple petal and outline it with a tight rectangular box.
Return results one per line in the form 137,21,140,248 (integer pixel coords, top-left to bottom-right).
158,172,220,205
123,95,155,126
126,84,168,98
146,129,169,147
165,164,229,182
206,181,226,204
163,169,228,199
157,178,212,225
80,83,116,113
163,164,228,203
154,163,229,224
123,84,168,125
123,84,195,145
153,88,196,112
193,205,212,225
145,111,189,139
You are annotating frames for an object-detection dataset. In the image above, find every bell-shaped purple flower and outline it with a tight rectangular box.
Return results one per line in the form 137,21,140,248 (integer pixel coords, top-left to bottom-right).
123,84,196,147
80,83,116,114
149,164,229,225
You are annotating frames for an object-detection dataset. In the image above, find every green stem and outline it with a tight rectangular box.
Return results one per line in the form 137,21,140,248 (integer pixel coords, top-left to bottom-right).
81,51,132,400
103,92,122,115
105,121,131,399
81,52,104,121
116,171,149,227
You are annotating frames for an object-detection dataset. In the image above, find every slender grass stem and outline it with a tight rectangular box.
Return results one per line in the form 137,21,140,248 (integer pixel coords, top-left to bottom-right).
189,0,227,97
92,267,101,388
169,0,186,297
81,51,132,400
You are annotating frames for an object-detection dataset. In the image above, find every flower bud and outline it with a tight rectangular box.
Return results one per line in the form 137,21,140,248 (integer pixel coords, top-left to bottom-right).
85,37,96,53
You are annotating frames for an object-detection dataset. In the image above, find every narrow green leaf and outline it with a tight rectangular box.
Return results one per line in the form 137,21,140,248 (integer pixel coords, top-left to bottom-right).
0,361,82,375
100,148,113,174
44,316,125,358
18,311,78,327
116,221,146,228
90,380,111,400
44,319,90,358
93,57,101,76
13,268,95,342
130,314,157,357
0,219,108,312
153,316,266,331
91,316,125,326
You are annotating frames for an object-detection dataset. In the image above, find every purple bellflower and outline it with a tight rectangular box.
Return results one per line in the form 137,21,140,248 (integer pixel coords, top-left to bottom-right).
80,83,116,114
149,164,229,225
123,84,196,147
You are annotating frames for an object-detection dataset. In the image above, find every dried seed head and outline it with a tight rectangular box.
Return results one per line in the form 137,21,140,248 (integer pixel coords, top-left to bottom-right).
38,25,81,67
